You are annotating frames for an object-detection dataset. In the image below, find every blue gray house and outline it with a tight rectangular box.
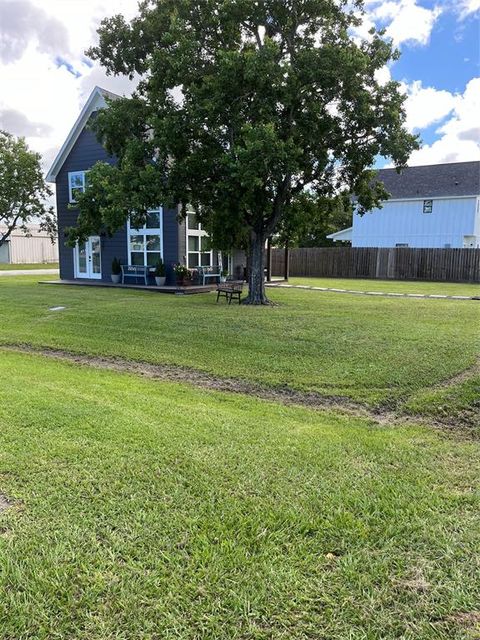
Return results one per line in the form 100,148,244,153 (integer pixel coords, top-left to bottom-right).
47,87,245,285
328,161,480,248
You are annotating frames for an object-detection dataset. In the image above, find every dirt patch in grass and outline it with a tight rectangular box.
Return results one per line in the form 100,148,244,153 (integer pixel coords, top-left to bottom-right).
436,358,480,389
0,494,13,512
444,611,480,637
1,343,476,435
1,343,371,412
394,567,431,593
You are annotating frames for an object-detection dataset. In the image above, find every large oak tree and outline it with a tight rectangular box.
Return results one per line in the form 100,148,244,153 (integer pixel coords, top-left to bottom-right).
72,0,418,303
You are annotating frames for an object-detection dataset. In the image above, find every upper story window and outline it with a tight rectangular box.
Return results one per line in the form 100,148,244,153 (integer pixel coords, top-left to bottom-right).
128,208,163,267
187,208,212,268
423,200,433,214
68,171,88,203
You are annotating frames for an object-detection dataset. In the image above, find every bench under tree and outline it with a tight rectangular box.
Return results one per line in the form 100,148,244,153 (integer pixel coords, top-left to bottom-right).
216,280,244,304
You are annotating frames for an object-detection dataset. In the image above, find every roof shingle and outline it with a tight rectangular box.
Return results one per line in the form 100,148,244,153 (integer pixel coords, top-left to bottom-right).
375,161,480,199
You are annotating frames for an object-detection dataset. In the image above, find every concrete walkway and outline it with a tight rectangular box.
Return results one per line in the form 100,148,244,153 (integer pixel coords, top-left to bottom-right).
266,282,479,300
0,269,59,277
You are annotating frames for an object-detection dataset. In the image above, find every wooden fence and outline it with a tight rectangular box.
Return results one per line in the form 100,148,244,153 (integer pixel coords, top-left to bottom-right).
271,247,480,283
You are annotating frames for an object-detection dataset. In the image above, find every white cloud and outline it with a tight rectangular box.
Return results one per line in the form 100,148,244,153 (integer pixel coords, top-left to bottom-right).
402,81,457,131
408,78,480,165
436,78,480,139
0,0,478,179
0,107,52,138
456,0,480,19
408,135,480,165
0,0,139,174
384,1,442,47
352,0,443,47
374,65,392,86
0,0,70,63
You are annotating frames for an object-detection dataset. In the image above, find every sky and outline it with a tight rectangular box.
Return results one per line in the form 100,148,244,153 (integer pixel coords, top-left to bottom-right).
0,0,479,177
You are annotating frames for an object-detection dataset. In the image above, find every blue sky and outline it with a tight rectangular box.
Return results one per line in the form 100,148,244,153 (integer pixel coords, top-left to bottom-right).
361,0,480,166
393,8,479,93
0,0,478,170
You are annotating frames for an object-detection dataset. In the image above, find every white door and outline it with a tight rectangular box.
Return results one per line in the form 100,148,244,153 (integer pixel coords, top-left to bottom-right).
75,236,102,279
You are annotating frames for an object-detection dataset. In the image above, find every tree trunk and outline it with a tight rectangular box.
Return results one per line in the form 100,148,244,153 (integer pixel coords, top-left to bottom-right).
284,240,290,282
242,231,271,305
266,237,272,282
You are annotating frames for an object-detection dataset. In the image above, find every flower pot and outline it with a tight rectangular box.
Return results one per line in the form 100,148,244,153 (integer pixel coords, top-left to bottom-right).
111,274,121,284
155,276,166,286
177,277,192,287
220,276,227,283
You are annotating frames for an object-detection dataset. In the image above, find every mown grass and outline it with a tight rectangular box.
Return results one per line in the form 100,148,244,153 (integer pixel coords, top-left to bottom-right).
0,277,479,406
0,262,58,270
0,350,479,639
287,276,480,297
404,375,480,427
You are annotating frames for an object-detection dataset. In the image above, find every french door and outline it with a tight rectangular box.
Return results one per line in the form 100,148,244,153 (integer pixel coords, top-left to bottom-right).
75,236,102,279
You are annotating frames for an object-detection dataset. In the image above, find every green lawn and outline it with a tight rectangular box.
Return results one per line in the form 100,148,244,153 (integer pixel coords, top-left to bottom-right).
286,277,480,297
1,350,479,639
404,375,480,424
0,276,478,406
0,262,58,270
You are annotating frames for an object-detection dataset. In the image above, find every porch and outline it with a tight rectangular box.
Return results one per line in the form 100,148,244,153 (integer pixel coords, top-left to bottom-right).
39,279,219,295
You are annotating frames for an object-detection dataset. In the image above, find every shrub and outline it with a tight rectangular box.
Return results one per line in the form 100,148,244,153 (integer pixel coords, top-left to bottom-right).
111,257,121,275
154,259,166,277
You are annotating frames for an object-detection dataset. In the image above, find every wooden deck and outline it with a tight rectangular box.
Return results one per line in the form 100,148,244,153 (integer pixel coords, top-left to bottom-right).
39,279,218,295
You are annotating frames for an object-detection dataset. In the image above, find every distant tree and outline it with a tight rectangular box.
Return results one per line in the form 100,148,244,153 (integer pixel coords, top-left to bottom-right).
0,131,56,247
71,0,418,304
277,192,353,248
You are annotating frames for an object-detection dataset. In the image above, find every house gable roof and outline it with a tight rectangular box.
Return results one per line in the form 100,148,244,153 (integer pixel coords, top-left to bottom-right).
326,226,353,242
375,161,480,200
46,86,121,182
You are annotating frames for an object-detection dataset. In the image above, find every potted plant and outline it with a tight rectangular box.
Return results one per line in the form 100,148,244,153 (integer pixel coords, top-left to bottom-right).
111,257,122,284
154,259,166,286
220,268,229,283
173,263,192,286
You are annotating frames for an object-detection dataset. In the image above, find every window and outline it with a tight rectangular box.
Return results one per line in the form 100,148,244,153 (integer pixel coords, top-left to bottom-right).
423,200,433,214
186,209,212,268
395,243,409,247
68,171,87,203
128,208,163,266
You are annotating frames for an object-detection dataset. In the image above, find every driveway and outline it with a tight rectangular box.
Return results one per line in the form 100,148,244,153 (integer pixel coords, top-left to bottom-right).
0,269,59,277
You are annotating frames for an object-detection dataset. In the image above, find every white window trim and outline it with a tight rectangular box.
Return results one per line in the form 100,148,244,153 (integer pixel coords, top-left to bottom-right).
68,171,88,203
73,236,102,279
126,208,164,267
186,211,212,268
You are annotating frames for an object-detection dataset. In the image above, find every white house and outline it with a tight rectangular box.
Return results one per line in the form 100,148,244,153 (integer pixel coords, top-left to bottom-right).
328,161,480,248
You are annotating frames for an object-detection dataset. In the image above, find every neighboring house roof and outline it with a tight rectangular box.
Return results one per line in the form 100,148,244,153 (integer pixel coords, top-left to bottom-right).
326,227,353,242
46,86,121,183
374,161,480,199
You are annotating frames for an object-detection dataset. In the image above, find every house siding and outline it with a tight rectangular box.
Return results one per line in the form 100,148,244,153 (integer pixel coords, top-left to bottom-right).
56,119,119,280
352,197,478,248
162,207,179,284
56,117,182,284
177,206,187,265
